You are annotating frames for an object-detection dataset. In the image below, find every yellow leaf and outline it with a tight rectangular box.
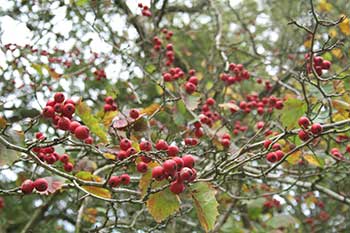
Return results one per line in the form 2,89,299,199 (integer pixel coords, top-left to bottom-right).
140,103,161,116
102,110,118,127
339,16,350,36
318,0,332,12
218,102,239,111
286,151,302,165
81,186,111,199
304,39,312,49
103,153,116,160
304,154,322,167
332,48,343,58
76,171,103,182
83,208,98,223
329,28,337,38
48,68,61,80
332,99,349,117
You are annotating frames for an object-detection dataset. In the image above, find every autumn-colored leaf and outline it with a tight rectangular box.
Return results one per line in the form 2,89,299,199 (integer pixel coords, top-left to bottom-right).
332,48,343,59
318,0,332,12
139,162,180,222
81,186,111,199
278,98,306,129
102,110,118,127
0,116,7,129
190,182,219,232
304,154,324,167
37,176,65,195
218,102,239,111
339,16,350,36
286,151,302,165
102,153,116,160
140,103,161,116
76,171,103,182
83,208,98,223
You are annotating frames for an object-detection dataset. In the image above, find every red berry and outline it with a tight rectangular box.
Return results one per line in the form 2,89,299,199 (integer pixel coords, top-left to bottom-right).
185,82,196,94
140,140,152,151
120,174,130,185
74,126,89,140
126,147,137,156
221,138,230,148
104,104,112,112
129,109,140,119
63,103,75,116
54,92,65,103
64,162,74,172
206,98,215,106
275,100,284,109
108,176,121,187
64,99,75,106
136,162,148,173
222,133,231,140
69,121,81,133
34,178,48,192
321,60,331,70
155,139,168,150
182,154,195,168
169,181,185,194
172,157,184,171
272,143,281,151
195,128,204,138
152,166,165,181
167,145,179,156
310,123,322,135
141,155,152,163
298,130,310,141
264,139,272,149
60,154,69,163
266,152,278,163
184,138,192,145
275,150,284,161
57,117,71,131
117,150,128,160
35,132,45,140
45,154,57,164
163,159,177,175
256,121,265,129
188,76,198,85
84,137,93,144
21,179,35,194
104,96,114,105
42,106,55,118
298,116,310,128
120,138,132,151
179,167,193,181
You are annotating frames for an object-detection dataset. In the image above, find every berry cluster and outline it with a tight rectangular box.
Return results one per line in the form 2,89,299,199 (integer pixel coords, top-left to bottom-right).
108,174,131,187
103,96,118,112
42,92,93,143
184,137,199,146
297,116,323,141
152,155,197,194
220,133,231,148
264,140,285,163
20,178,48,194
330,148,345,159
153,35,174,66
162,67,185,82
138,3,152,17
263,197,281,209
305,55,332,76
233,94,284,115
220,63,250,86
93,69,107,81
185,69,199,94
117,138,137,161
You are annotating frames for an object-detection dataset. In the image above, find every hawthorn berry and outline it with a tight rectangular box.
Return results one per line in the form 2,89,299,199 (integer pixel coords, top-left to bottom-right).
129,109,140,119
275,150,284,161
206,98,215,106
298,116,310,129
140,140,152,151
54,92,65,103
63,103,75,116
141,155,152,163
266,152,278,163
63,162,74,172
136,162,148,173
163,159,177,175
57,117,71,131
74,126,89,140
84,137,93,144
21,179,35,194
108,176,121,187
167,145,179,156
298,130,310,141
182,154,195,168
42,106,55,118
117,150,128,160
34,178,48,192
120,174,131,185
172,157,184,171
69,121,81,133
104,96,114,105
169,181,185,194
185,82,196,94
120,138,132,151
152,166,165,181
264,139,272,149
179,167,193,181
60,154,69,163
221,138,230,148
310,123,322,135
155,139,168,150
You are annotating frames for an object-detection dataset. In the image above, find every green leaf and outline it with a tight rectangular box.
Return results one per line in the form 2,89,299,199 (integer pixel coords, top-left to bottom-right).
145,64,156,74
266,214,298,229
75,100,108,143
0,130,24,166
278,98,306,129
139,162,180,223
247,197,265,220
190,182,219,232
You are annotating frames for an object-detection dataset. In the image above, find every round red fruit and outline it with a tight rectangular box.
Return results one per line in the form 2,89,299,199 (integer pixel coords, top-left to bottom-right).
64,162,74,172
169,181,185,194
298,116,310,128
74,126,89,140
120,174,130,185
42,106,55,118
298,130,310,141
152,166,165,181
266,152,278,163
57,117,71,131
136,162,148,173
54,92,65,103
140,140,152,151
182,154,195,168
120,138,132,151
167,145,179,156
69,121,81,133
155,139,168,150
108,176,121,187
129,109,140,119
34,178,48,192
310,123,322,135
21,179,35,194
